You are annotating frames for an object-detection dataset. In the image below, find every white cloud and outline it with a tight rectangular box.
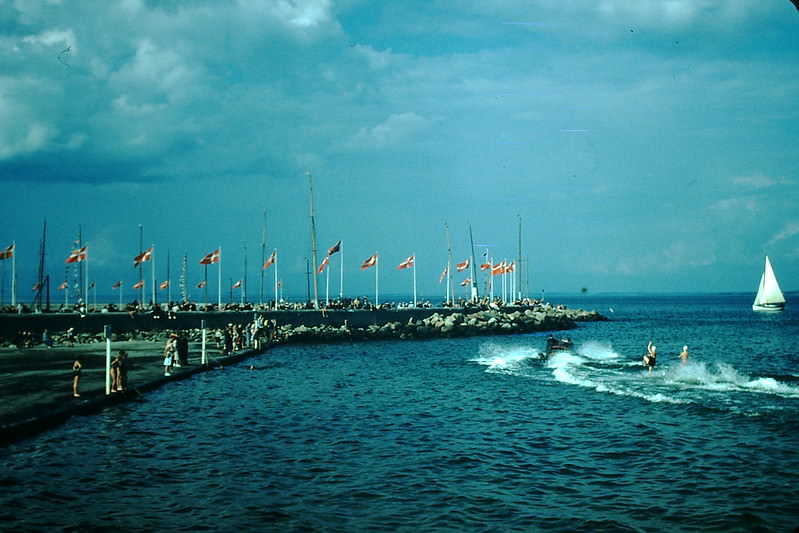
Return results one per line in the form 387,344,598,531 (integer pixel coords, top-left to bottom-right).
347,112,430,149
767,220,799,247
731,173,793,190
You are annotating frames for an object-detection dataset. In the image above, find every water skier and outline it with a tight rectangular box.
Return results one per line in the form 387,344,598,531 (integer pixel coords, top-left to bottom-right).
643,341,657,372
679,345,689,366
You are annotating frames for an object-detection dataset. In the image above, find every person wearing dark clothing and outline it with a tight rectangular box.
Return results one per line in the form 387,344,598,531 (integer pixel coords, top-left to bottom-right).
177,333,189,366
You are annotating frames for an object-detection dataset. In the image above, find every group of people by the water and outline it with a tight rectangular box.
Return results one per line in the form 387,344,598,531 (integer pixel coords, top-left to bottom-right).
643,341,689,372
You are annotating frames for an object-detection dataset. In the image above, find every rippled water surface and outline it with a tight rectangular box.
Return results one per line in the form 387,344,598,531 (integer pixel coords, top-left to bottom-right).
1,294,797,531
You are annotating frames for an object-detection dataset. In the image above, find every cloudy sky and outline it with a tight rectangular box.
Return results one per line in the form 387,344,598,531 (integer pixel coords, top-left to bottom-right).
1,0,797,304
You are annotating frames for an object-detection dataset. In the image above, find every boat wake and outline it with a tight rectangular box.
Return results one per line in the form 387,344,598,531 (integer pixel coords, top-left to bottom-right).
473,339,799,414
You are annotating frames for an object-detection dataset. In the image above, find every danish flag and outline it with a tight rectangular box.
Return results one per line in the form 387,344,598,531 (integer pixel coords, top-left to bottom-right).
361,253,378,270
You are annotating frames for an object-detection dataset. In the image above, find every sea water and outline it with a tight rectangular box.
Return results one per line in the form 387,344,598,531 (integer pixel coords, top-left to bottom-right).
0,293,797,531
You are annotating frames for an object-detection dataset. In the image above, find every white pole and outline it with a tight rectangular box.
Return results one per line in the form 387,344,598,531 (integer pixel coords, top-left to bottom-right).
375,253,379,306
85,249,89,311
11,241,16,307
412,253,417,307
339,241,344,300
104,325,111,395
201,320,207,365
274,250,278,309
325,266,329,306
217,247,222,309
151,245,156,306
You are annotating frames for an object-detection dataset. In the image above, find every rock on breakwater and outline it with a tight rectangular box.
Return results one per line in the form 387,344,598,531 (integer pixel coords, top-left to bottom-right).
278,306,606,343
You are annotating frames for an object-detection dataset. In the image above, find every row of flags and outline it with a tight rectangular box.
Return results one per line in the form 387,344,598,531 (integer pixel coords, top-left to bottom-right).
2,240,516,293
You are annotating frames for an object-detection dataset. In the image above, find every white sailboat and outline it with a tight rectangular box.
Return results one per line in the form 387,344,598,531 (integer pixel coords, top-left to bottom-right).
752,255,786,312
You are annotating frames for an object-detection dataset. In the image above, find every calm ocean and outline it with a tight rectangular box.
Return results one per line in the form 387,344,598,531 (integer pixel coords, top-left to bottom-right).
1,293,797,532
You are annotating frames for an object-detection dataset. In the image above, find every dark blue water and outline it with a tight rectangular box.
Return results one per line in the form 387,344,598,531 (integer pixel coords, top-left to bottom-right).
1,294,797,531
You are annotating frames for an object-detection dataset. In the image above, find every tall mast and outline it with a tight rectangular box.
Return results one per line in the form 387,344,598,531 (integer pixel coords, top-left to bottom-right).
468,221,479,301
307,171,319,309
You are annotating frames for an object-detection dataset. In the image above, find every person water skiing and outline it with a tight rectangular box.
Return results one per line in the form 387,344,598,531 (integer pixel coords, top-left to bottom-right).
643,341,657,372
678,345,689,366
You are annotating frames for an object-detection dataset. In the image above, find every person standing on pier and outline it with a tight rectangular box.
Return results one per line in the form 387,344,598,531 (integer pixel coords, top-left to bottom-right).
72,359,82,397
177,333,189,366
163,333,177,376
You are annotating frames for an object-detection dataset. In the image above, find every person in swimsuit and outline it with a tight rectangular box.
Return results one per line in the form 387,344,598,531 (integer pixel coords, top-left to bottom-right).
679,345,689,366
643,341,657,372
72,359,82,397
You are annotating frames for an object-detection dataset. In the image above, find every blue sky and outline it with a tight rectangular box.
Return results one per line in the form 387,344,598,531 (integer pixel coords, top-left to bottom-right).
1,0,797,304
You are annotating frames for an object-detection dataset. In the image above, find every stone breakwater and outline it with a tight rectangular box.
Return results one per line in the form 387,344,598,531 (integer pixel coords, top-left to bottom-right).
280,307,607,343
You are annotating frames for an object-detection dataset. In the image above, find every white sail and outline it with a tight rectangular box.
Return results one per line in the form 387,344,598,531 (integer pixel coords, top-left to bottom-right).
752,255,785,311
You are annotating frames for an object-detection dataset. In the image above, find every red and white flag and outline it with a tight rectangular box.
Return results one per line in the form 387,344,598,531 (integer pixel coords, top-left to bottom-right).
456,258,470,272
317,254,330,274
232,279,242,289
438,266,448,283
0,243,14,260
112,281,122,289
262,250,276,270
480,262,492,271
65,245,87,264
491,261,507,276
200,248,220,265
196,280,207,288
134,247,153,267
397,254,414,270
504,261,515,274
160,280,170,290
361,253,378,270
460,277,472,287
57,281,68,290
327,240,341,255
32,282,41,291
133,280,144,289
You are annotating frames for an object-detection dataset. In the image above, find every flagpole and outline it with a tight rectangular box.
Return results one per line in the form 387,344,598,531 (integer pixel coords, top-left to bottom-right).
260,211,266,306
412,253,417,307
151,244,156,306
274,250,278,309
217,247,222,309
468,221,478,302
339,241,344,300
243,246,247,305
138,225,143,306
166,249,172,305
444,224,452,306
11,241,16,308
85,246,89,311
517,214,523,301
307,171,320,309
375,252,379,306
325,265,330,306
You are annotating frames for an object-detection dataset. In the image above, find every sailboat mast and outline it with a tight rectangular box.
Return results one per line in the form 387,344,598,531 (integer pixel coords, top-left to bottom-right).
307,171,319,309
